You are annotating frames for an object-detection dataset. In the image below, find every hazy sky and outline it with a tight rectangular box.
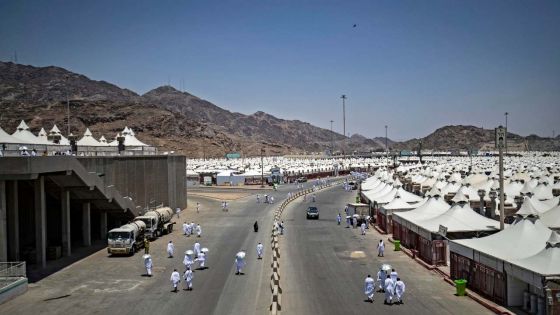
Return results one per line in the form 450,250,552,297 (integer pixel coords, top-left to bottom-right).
1,0,559,140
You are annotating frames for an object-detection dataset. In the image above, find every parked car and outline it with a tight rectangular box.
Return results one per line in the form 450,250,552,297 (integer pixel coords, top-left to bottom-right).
306,206,319,219
296,177,308,183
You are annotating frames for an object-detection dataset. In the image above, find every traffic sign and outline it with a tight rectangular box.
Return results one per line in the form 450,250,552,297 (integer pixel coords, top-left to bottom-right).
438,224,448,237
495,126,506,149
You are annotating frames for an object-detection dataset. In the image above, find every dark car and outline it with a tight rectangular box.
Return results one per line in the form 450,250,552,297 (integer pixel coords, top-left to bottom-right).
348,182,358,190
306,206,319,219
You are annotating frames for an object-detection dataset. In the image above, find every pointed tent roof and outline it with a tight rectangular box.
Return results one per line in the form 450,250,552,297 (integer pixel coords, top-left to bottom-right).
415,202,501,235
516,196,542,217
12,120,50,145
450,218,552,262
0,126,29,144
48,124,70,145
541,204,560,229
77,128,101,146
393,196,450,228
382,194,417,210
506,232,560,285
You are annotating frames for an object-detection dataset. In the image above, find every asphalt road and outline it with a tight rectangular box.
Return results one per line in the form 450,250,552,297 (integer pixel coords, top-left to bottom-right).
1,185,296,315
279,185,493,315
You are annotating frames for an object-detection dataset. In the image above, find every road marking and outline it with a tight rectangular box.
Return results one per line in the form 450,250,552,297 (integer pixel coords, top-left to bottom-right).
69,279,144,294
350,251,366,258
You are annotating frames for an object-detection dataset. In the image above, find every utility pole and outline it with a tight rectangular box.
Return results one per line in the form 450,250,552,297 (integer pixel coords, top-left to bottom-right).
65,75,70,136
504,112,508,154
330,120,334,155
385,125,388,169
495,126,506,230
260,148,265,188
341,95,346,156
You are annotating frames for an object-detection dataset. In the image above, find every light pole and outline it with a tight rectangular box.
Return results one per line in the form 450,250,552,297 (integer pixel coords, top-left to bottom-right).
330,120,334,155
504,112,508,154
65,75,71,136
385,125,388,168
260,148,265,188
341,94,346,156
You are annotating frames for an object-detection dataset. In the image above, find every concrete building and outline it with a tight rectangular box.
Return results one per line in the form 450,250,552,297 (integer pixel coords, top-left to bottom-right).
0,155,185,270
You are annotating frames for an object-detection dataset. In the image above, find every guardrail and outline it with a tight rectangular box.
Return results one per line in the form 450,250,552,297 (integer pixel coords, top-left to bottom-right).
269,178,348,314
0,262,27,289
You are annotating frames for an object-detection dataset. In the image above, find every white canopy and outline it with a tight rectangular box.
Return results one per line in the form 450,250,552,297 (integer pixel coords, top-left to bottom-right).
48,124,70,145
77,128,101,146
541,204,560,229
414,203,501,240
450,218,553,264
504,232,560,289
393,197,450,232
12,120,50,145
0,126,29,144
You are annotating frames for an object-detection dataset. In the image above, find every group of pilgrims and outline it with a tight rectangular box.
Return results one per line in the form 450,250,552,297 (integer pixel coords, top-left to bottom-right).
364,265,406,305
141,207,266,293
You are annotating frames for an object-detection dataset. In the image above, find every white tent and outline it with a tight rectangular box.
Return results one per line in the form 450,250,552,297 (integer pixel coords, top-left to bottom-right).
48,124,70,145
37,128,52,144
449,218,553,266
12,120,50,144
541,204,560,230
0,126,29,144
98,136,110,146
506,232,560,281
109,127,148,147
414,202,501,240
77,128,101,146
393,197,450,232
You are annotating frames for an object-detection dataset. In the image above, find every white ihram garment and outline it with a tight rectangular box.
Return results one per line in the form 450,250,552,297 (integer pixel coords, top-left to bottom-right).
364,276,375,300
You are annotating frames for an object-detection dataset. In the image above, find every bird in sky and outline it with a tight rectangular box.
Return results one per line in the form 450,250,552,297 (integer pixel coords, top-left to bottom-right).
353,24,357,28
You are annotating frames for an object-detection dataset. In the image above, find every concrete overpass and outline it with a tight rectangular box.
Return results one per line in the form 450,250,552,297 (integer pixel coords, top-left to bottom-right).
0,155,185,271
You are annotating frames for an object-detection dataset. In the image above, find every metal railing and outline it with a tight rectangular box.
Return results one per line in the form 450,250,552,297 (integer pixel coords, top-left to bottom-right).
0,262,27,289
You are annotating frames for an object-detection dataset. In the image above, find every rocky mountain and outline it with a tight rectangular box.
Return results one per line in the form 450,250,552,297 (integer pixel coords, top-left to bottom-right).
1,61,557,156
393,125,560,152
0,61,383,156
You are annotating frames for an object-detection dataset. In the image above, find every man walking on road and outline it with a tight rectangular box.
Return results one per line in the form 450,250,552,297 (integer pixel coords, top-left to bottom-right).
337,213,342,225
256,242,264,259
196,202,200,214
170,269,180,292
167,241,175,258
183,268,193,291
196,224,202,237
384,275,395,305
378,240,385,257
360,221,366,235
395,278,406,304
390,269,398,283
364,274,375,303
144,238,150,254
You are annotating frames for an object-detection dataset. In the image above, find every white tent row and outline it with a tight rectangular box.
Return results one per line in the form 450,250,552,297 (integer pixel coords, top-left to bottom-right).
1,122,149,148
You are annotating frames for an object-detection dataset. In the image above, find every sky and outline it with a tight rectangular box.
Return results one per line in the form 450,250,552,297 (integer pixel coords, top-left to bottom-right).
1,0,559,140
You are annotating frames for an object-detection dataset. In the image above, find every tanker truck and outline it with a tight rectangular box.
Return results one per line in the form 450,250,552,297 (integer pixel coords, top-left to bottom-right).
135,207,175,240
107,220,146,256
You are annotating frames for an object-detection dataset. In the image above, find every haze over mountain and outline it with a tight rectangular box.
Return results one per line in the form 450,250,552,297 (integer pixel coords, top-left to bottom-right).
1,61,558,156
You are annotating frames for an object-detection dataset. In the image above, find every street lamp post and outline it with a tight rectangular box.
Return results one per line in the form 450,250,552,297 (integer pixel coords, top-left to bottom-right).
341,95,346,156
260,148,265,188
504,112,508,154
330,120,334,155
65,75,71,136
385,125,388,169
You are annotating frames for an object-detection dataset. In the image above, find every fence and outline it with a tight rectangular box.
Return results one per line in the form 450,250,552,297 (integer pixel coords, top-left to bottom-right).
1,145,158,157
0,262,27,289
